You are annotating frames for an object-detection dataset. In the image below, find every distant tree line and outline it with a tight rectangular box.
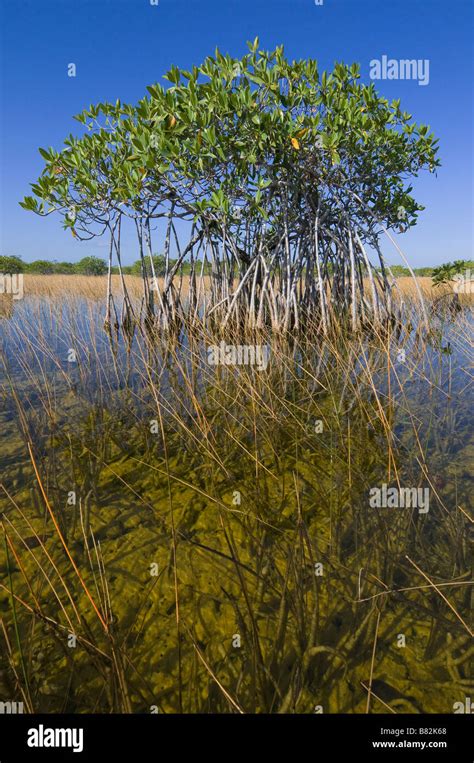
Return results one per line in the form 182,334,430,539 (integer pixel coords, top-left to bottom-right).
0,254,471,280
0,254,204,276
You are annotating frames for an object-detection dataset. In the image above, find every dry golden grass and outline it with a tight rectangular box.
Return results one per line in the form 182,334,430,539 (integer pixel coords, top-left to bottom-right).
19,274,470,301
21,274,158,299
395,276,473,307
395,276,447,298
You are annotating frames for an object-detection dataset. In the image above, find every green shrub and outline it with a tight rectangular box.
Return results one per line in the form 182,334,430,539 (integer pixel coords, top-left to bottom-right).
54,261,77,274
131,255,167,277
432,260,471,287
0,255,24,273
76,256,107,275
27,259,56,274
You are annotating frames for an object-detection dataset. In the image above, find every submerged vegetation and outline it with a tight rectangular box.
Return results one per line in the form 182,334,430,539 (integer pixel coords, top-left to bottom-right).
0,284,472,713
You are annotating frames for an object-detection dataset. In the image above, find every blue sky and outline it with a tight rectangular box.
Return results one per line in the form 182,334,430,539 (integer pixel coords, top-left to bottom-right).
0,0,472,266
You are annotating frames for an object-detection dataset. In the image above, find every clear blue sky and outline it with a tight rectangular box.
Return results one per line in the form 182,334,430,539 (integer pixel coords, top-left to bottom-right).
0,0,472,266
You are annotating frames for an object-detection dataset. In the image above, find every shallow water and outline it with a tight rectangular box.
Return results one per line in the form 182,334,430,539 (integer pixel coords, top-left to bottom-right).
0,296,472,713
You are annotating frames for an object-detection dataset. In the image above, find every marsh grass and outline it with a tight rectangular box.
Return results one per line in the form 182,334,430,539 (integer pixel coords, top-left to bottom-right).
0,279,472,713
14,273,464,300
